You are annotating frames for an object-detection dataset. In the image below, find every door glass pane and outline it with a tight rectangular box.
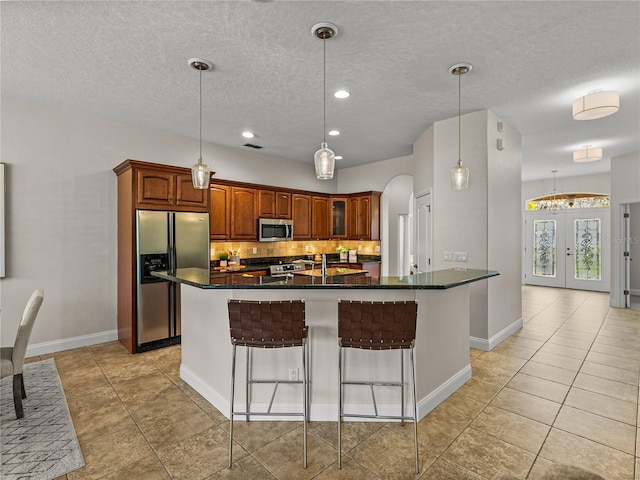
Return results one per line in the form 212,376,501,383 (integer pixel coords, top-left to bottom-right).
533,220,556,277
574,218,601,280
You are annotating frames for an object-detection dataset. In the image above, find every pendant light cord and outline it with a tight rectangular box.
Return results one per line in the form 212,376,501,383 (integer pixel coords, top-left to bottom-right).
458,72,461,167
199,69,203,162
323,37,326,145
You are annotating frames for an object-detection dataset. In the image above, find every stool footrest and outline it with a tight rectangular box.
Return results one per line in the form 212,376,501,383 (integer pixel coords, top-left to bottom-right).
341,413,416,421
232,411,304,417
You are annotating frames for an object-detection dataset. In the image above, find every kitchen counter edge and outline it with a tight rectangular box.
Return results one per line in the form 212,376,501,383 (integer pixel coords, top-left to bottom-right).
153,268,499,290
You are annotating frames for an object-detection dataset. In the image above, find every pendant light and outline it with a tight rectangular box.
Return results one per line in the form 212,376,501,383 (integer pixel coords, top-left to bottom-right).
189,58,214,189
312,22,338,180
449,63,472,190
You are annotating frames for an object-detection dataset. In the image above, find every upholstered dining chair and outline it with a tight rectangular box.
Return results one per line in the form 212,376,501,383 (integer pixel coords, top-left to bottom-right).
1,288,44,419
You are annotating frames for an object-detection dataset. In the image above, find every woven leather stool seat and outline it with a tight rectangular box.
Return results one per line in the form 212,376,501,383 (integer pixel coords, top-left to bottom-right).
227,299,309,469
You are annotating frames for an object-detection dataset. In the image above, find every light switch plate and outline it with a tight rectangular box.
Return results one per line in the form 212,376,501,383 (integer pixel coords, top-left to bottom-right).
454,251,468,262
444,251,453,261
252,247,257,254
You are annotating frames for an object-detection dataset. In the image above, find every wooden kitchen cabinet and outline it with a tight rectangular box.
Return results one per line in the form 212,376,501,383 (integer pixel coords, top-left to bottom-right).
230,187,257,240
132,164,208,211
258,190,292,219
292,194,312,239
330,197,348,239
348,192,381,240
209,184,231,240
312,196,330,240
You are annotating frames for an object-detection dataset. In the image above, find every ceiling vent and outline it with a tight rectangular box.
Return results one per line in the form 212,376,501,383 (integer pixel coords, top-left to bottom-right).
243,143,263,149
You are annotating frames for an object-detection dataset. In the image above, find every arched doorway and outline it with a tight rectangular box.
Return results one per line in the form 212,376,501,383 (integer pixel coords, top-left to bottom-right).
380,175,414,276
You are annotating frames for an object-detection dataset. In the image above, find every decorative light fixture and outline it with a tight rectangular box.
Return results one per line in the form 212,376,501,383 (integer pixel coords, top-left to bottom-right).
449,63,472,190
572,90,619,120
573,145,603,163
312,22,338,180
189,58,214,189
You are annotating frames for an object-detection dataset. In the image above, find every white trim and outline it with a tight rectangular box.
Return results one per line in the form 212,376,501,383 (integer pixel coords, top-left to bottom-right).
470,317,523,351
26,330,118,357
631,289,640,297
181,361,471,422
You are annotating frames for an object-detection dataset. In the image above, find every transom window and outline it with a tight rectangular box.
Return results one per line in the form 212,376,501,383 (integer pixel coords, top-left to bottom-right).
527,194,610,211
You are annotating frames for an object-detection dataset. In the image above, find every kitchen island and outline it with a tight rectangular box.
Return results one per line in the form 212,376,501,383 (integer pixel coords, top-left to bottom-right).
155,267,498,421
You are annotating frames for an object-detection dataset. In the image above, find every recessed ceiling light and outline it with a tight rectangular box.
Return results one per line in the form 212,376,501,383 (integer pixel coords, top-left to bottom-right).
328,130,340,136
335,155,343,160
334,90,350,99
242,131,255,139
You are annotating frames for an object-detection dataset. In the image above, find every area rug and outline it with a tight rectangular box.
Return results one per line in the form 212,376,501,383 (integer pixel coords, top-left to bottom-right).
1,358,84,480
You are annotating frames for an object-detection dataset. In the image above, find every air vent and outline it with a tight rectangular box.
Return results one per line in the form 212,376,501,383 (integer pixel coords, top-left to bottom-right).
243,143,263,149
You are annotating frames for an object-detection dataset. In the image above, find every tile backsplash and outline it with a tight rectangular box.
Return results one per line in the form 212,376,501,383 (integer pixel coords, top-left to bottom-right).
210,240,380,261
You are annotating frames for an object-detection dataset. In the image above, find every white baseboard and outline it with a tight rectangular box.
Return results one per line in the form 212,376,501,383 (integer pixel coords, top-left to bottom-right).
470,317,523,351
26,330,118,357
181,362,471,422
630,289,640,297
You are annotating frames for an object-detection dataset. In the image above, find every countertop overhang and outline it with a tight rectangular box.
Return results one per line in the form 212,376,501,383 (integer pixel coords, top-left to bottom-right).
153,267,499,289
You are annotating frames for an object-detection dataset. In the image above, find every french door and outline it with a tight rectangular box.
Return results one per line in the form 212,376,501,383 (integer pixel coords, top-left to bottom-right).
525,208,610,292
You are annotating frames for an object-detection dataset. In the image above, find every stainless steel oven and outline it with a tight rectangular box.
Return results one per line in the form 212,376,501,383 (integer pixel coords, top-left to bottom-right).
258,218,294,242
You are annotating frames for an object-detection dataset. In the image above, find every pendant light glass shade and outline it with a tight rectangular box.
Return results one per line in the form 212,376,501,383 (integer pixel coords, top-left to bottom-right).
449,63,472,191
312,22,337,180
573,146,603,163
314,142,335,179
572,91,619,120
189,58,213,189
192,158,210,188
451,163,470,190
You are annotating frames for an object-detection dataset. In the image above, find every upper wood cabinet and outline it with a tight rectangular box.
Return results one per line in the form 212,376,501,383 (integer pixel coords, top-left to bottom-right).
126,163,208,212
348,192,381,240
209,184,231,240
230,187,257,240
330,197,348,239
258,190,292,219
312,196,330,240
292,194,312,239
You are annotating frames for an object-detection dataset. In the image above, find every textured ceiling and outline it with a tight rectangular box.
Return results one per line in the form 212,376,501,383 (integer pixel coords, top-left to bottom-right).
1,1,638,181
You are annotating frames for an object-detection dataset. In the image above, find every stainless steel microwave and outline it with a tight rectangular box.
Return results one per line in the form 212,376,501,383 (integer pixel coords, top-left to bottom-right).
258,218,294,242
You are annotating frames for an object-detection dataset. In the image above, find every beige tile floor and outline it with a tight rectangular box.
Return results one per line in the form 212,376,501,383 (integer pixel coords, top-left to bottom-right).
28,286,639,479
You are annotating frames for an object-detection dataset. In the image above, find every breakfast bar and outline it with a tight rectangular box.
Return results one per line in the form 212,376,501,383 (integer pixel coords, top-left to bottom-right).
155,268,498,422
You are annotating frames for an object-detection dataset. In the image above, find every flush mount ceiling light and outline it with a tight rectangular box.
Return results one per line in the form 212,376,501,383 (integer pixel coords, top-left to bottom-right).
449,62,472,190
573,145,603,163
334,90,350,99
572,90,619,120
189,58,214,189
312,22,338,180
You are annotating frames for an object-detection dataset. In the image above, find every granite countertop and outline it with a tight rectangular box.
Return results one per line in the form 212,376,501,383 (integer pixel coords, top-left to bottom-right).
291,267,368,277
153,267,499,289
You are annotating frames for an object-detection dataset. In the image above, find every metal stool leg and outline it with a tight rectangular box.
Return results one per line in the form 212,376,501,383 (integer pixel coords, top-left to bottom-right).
410,345,419,474
246,347,251,422
337,345,342,469
228,343,237,468
302,339,308,469
400,349,405,427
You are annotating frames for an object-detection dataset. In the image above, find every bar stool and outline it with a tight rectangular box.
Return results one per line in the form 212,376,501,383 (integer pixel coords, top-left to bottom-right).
227,299,309,468
337,299,419,473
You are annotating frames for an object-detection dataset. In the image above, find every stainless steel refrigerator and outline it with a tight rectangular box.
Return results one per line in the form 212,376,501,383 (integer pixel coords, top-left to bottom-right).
136,210,210,352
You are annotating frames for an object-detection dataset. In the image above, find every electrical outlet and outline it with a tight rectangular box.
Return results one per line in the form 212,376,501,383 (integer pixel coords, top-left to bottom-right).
252,247,257,254
444,251,453,261
375,245,381,253
454,251,468,262
358,245,362,251
288,368,298,382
